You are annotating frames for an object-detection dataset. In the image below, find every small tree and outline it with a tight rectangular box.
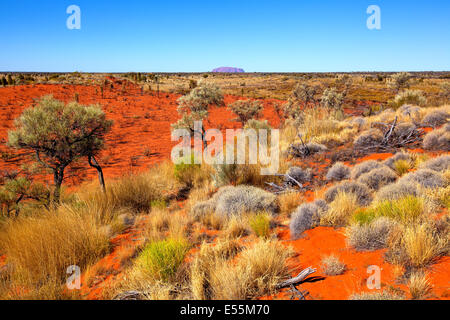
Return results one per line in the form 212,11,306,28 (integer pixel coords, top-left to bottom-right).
440,82,450,102
171,83,224,148
228,100,263,125
389,72,411,93
8,96,113,203
321,88,344,111
0,171,50,218
283,83,319,120
7,74,14,86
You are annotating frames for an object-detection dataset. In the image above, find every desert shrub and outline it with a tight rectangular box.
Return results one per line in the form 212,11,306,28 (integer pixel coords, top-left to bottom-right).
326,162,350,181
244,119,272,131
422,126,450,151
408,271,432,300
285,166,312,185
420,154,450,172
357,166,398,191
353,129,383,149
397,104,421,119
351,117,366,129
320,191,360,227
288,141,327,158
228,100,263,125
173,154,202,187
324,181,372,206
249,212,272,238
321,88,344,112
388,72,411,92
421,110,449,127
351,160,385,180
0,208,110,292
349,290,404,300
367,195,424,224
211,185,278,219
290,200,328,239
190,200,216,221
399,169,446,189
346,217,397,251
351,208,377,225
389,90,427,109
135,238,190,282
423,186,450,209
321,255,346,276
375,180,419,202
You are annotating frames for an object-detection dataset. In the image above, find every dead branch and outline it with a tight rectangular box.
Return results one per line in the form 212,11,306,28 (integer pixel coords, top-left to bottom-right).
276,267,316,289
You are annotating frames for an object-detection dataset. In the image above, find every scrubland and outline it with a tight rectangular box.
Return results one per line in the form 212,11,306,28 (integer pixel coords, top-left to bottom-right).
0,72,448,300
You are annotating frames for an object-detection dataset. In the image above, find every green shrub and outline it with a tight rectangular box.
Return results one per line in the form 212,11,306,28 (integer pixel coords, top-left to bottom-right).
249,212,271,238
351,208,377,225
174,154,201,186
370,195,424,224
136,238,190,282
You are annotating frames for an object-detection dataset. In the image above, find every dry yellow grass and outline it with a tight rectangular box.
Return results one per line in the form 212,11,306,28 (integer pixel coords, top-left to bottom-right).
191,239,292,300
278,192,301,217
0,207,110,298
321,255,346,276
401,223,447,268
408,271,432,300
321,191,360,227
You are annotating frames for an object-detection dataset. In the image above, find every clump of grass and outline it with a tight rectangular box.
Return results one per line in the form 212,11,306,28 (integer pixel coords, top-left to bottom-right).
320,191,360,227
351,208,377,225
249,212,272,238
321,255,346,276
136,238,190,282
393,159,412,176
0,207,110,297
324,181,372,206
223,216,248,238
190,239,292,300
369,195,425,224
408,271,432,300
400,223,447,268
278,192,301,217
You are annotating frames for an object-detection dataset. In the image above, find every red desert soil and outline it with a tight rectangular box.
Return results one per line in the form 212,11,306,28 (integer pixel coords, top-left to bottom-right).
0,82,448,300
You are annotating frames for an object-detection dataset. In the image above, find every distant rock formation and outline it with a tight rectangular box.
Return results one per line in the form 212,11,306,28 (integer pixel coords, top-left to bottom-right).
212,67,245,73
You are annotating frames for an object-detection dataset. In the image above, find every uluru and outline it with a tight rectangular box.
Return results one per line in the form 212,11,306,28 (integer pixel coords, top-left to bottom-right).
211,67,245,73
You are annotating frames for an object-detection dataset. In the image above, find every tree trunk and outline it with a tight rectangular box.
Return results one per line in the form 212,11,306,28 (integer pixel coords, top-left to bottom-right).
88,155,106,193
53,168,64,204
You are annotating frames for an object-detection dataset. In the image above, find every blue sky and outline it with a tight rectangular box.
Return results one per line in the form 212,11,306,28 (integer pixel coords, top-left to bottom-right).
0,0,449,72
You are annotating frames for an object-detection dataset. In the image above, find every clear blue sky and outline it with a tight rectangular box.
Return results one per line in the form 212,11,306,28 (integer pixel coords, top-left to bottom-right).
0,0,449,72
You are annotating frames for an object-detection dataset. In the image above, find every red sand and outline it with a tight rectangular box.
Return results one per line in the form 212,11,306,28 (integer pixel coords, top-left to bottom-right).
0,82,448,300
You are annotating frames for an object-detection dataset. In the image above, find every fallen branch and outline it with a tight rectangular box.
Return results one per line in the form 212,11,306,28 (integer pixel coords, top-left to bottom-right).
276,267,316,289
